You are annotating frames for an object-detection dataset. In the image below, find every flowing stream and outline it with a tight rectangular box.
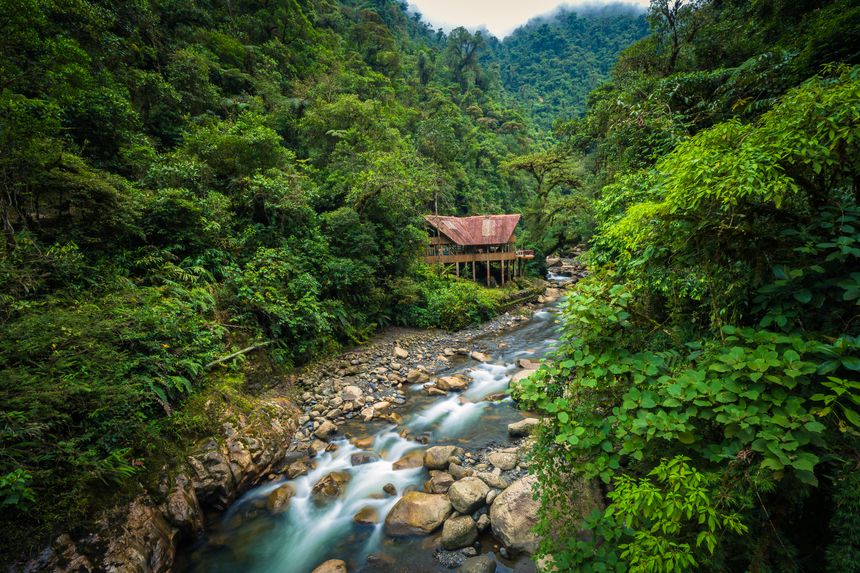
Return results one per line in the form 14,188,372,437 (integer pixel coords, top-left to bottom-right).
177,302,562,573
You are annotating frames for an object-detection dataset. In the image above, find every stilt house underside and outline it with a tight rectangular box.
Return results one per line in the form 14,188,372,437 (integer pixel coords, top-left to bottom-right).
423,214,534,286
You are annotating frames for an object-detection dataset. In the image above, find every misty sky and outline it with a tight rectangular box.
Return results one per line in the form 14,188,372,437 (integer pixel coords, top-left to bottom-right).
408,0,650,38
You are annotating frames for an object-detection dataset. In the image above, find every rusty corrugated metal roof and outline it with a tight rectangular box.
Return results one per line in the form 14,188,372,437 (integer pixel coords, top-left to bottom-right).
425,214,520,246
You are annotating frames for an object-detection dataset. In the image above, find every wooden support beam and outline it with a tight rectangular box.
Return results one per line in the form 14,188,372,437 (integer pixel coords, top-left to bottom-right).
501,258,505,287
456,262,459,277
472,261,476,280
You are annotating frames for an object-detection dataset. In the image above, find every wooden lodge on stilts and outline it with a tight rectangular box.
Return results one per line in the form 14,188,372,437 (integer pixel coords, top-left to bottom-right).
423,214,534,287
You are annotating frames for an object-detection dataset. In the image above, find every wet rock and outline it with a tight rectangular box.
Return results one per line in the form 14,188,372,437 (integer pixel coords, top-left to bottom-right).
507,418,539,437
460,554,496,573
312,471,350,502
314,419,338,440
447,477,490,514
489,475,540,553
353,506,380,526
266,483,294,514
286,460,309,479
393,346,409,359
427,386,448,396
441,515,478,550
424,471,455,494
517,358,539,369
470,351,490,363
436,374,470,392
360,407,375,422
393,449,425,470
424,445,464,470
384,492,453,536
476,513,491,532
351,451,380,466
312,559,347,573
434,548,466,569
383,483,397,496
485,489,499,506
351,436,374,449
487,452,518,471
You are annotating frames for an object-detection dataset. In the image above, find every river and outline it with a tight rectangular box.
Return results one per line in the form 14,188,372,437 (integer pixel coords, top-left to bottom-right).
176,302,562,573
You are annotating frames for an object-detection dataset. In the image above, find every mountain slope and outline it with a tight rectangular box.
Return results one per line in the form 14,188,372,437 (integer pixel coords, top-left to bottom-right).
497,4,649,129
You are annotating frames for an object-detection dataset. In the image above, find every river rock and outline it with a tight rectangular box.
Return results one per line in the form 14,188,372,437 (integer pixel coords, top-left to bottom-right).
351,451,380,466
441,515,478,549
447,477,490,513
510,370,534,384
314,419,338,439
384,492,453,536
460,554,496,573
507,418,539,437
486,489,499,505
436,374,470,391
475,471,509,490
266,483,295,514
383,483,397,496
341,385,363,402
424,445,464,470
476,513,491,532
448,462,473,480
393,449,425,470
407,369,429,384
489,475,540,553
353,506,380,526
286,460,309,478
312,471,350,501
517,358,539,369
393,346,409,359
424,471,455,494
312,559,347,573
487,451,518,471
350,436,374,449
470,351,490,363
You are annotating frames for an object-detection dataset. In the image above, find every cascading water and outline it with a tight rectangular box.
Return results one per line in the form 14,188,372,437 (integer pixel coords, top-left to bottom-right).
177,304,561,573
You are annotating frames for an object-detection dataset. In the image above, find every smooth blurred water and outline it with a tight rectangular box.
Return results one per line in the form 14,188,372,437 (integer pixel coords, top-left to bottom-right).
176,302,561,573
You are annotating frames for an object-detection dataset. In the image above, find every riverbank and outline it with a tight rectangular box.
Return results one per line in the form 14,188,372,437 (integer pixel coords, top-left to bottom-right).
176,283,578,573
19,281,559,573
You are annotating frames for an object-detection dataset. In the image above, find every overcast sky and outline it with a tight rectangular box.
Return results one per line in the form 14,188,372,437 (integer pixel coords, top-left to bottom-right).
408,0,650,38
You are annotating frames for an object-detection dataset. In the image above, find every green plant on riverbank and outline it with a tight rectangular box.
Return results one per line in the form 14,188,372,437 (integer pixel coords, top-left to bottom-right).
514,61,860,572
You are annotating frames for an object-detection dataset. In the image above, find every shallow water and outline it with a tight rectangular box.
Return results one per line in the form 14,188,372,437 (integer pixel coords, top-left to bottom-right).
176,304,561,573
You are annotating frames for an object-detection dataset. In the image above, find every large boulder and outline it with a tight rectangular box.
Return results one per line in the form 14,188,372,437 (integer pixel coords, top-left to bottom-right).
447,477,490,514
470,351,490,363
424,445,464,470
489,475,540,553
312,559,347,573
353,506,380,526
384,492,453,536
507,418,539,437
510,370,534,384
425,471,455,494
441,515,478,550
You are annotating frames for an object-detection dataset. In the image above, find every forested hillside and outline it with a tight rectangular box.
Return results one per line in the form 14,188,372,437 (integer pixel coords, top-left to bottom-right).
494,4,649,129
511,0,860,571
0,0,538,560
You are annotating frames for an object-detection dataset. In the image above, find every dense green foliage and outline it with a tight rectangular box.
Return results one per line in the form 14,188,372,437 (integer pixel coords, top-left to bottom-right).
513,1,860,571
0,0,543,560
495,5,649,130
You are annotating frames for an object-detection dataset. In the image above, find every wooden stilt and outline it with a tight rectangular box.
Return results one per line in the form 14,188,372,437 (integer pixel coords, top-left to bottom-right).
486,259,490,286
472,261,476,280
501,259,505,287
456,262,459,277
